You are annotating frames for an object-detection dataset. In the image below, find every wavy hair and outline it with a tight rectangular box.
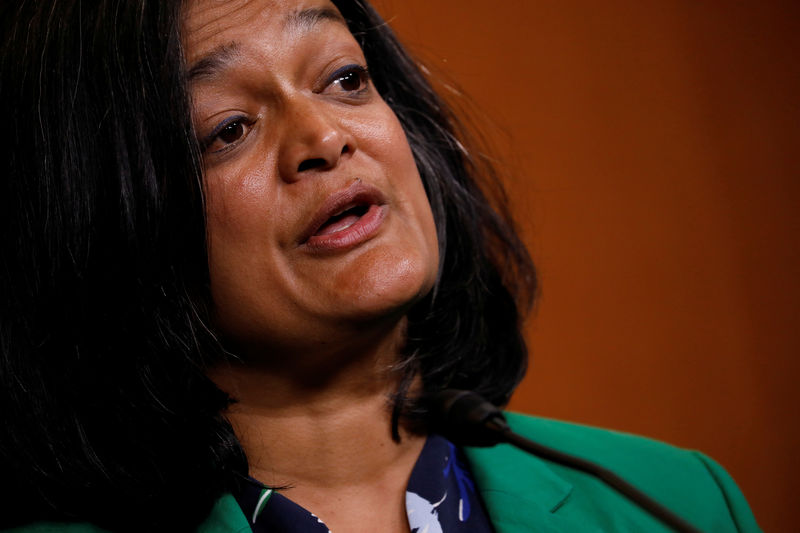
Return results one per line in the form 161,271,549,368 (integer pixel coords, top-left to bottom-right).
0,0,535,529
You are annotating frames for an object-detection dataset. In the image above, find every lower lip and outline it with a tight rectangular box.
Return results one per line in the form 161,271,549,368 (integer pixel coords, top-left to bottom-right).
304,204,387,252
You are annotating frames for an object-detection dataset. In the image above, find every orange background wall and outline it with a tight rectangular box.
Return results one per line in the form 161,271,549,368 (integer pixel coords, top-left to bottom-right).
374,1,799,531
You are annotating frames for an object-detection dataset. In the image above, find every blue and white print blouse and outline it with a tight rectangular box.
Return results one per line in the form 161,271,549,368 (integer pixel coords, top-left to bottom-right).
234,435,494,532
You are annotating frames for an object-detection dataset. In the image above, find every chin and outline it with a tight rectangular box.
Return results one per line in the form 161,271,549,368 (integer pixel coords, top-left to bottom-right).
326,241,438,320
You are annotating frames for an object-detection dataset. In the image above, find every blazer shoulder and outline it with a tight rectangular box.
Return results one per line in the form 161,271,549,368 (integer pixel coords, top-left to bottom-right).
498,412,761,532
503,412,698,471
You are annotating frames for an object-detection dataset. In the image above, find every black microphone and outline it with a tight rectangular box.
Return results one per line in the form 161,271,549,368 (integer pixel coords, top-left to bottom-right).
431,389,703,533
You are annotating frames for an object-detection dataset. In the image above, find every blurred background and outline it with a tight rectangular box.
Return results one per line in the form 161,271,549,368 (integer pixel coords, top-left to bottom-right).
373,1,799,531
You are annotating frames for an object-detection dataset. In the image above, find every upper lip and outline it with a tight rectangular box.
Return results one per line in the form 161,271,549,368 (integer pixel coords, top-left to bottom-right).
299,180,387,244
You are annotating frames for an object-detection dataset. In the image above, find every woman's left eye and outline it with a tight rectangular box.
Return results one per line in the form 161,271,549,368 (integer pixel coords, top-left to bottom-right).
325,64,370,95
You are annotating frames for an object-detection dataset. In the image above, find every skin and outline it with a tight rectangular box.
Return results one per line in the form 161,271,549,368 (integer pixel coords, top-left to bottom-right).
183,0,439,530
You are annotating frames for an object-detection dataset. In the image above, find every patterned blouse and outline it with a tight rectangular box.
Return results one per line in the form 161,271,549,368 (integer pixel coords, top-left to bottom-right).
234,435,494,532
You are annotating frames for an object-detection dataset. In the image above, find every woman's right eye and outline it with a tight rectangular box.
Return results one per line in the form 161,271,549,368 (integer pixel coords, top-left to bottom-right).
202,116,253,154
218,121,245,144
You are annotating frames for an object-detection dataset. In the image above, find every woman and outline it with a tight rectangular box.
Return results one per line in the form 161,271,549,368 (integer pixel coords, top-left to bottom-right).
0,1,758,532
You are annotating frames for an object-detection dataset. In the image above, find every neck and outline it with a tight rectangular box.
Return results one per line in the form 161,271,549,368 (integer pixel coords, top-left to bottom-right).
208,322,424,531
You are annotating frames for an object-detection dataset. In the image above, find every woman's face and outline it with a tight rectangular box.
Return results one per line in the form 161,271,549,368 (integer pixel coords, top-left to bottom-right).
183,0,439,357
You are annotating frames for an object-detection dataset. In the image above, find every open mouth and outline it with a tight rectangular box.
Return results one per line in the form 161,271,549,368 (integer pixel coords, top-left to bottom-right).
301,181,388,251
314,203,371,236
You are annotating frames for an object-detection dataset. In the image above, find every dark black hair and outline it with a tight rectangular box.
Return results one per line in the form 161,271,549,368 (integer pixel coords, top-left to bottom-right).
0,0,535,530
0,1,243,530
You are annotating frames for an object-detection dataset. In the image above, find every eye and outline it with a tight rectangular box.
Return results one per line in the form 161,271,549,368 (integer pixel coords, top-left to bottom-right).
202,115,254,154
218,121,246,144
324,64,370,95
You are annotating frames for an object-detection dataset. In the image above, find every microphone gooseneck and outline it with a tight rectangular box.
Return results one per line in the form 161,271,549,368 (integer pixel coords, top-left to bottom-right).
431,389,703,533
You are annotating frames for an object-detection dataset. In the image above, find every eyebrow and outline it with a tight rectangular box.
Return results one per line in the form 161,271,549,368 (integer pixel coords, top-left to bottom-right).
287,6,346,32
186,7,346,84
187,42,242,83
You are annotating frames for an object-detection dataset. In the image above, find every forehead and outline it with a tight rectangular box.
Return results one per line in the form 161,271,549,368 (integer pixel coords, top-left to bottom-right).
182,0,346,64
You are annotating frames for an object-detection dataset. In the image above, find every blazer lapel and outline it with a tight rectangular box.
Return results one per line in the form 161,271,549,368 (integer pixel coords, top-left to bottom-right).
464,442,594,533
196,493,252,533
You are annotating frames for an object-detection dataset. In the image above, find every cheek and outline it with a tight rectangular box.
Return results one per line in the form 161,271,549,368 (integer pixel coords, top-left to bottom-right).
203,150,298,259
204,159,273,230
376,112,440,273
383,121,439,271
389,167,440,300
350,107,418,178
203,165,287,335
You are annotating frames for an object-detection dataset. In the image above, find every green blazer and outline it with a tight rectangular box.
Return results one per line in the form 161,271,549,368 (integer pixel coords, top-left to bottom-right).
463,413,760,533
6,413,760,532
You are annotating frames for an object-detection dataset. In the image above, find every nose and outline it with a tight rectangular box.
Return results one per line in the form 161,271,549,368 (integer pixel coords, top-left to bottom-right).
279,96,356,182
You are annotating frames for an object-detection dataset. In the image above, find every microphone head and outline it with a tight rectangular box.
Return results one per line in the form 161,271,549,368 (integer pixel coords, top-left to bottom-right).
429,389,509,447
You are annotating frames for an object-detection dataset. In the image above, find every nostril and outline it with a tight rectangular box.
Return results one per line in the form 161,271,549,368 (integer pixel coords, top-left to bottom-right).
297,158,327,172
341,145,349,155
